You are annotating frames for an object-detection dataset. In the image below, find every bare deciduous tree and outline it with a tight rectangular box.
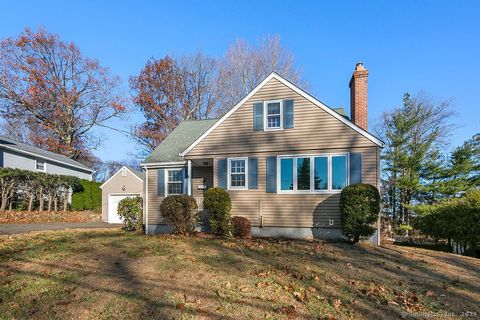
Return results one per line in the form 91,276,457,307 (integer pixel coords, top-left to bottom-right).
0,28,126,163
216,34,304,114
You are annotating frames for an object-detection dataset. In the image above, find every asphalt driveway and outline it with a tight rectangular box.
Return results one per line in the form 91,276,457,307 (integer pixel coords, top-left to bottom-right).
0,222,122,235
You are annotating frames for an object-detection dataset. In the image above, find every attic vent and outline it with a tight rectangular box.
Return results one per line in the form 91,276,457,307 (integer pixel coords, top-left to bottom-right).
121,168,127,177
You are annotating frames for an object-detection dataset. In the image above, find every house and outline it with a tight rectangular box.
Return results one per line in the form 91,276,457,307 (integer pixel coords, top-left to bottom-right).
100,166,143,223
0,135,94,180
141,63,383,240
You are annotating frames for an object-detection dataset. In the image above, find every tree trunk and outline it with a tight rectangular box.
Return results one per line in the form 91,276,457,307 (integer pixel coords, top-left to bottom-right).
63,190,68,212
39,187,44,212
54,196,58,211
48,193,52,211
28,194,34,212
0,195,6,211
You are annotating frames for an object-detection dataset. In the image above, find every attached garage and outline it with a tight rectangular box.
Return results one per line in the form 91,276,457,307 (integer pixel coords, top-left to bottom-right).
100,166,143,223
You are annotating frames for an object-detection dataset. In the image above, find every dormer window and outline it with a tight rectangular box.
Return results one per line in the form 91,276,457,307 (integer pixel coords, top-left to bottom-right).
265,100,283,130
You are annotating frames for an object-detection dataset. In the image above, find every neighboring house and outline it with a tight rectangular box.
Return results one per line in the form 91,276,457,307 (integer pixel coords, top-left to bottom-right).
0,135,94,180
141,63,383,240
100,166,143,223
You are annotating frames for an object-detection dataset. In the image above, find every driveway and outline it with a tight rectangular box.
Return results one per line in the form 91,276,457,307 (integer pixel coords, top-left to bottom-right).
0,222,123,235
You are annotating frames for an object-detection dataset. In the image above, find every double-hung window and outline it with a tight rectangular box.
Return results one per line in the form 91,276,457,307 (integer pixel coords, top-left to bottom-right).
166,169,184,195
228,158,248,189
278,154,348,193
265,100,282,130
36,159,46,172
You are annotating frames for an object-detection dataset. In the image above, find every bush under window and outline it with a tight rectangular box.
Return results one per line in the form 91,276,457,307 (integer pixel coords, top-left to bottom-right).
160,195,198,234
117,196,143,232
204,187,232,236
231,216,251,238
340,183,380,243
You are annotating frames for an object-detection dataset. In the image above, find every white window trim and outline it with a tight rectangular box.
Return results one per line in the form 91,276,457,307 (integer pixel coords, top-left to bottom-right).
277,153,350,194
264,100,283,131
228,157,248,190
35,159,46,172
165,168,184,196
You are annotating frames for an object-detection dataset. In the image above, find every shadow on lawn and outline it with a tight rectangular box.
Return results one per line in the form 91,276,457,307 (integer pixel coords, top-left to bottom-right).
2,232,480,319
2,233,312,319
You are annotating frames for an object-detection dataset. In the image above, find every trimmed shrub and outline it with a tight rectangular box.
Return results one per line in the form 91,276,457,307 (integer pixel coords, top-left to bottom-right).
413,190,480,257
160,195,198,234
340,183,380,243
117,196,143,231
204,187,232,236
231,216,251,239
71,179,101,211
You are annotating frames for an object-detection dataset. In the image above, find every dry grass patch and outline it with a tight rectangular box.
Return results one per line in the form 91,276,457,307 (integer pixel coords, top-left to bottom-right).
0,230,479,319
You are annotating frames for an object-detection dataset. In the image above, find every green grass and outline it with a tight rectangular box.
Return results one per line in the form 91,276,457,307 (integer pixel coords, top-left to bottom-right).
0,229,479,319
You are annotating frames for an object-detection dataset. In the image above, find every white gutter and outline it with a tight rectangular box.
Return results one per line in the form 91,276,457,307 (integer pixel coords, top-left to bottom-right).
141,161,186,168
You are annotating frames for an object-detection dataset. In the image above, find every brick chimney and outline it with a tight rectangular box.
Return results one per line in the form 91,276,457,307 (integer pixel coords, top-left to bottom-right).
349,62,368,130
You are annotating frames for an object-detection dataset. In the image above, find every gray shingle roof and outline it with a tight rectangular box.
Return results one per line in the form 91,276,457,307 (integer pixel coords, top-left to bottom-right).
0,135,93,172
143,119,218,164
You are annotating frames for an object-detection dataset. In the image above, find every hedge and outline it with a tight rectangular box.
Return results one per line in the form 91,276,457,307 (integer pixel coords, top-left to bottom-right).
71,180,102,211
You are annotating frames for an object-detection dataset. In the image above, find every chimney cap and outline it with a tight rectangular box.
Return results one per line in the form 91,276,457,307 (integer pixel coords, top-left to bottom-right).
355,62,365,70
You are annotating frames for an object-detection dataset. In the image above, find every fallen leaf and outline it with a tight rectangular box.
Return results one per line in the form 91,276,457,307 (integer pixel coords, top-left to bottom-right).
175,303,185,309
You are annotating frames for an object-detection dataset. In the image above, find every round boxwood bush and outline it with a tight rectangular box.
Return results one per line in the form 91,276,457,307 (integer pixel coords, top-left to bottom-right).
231,216,251,239
117,196,143,232
340,183,380,243
160,195,198,234
204,187,232,236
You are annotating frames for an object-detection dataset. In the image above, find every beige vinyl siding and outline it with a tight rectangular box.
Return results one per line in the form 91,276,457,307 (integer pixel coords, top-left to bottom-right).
146,168,166,225
187,78,376,157
101,170,143,222
147,151,378,227
206,147,378,228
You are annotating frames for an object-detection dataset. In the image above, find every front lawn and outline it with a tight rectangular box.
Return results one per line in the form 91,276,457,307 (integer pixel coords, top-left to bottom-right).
0,230,479,319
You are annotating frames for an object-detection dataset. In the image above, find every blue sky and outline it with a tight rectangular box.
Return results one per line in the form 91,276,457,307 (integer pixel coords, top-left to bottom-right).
1,1,479,161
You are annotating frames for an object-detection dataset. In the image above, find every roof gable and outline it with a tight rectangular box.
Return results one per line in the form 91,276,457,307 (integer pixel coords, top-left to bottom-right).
100,166,143,189
181,73,383,156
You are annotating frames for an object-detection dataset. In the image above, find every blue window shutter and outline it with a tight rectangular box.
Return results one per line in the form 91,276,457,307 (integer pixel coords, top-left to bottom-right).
350,153,362,184
253,102,264,131
283,99,294,128
266,156,277,193
217,159,227,189
248,157,258,189
183,167,188,194
157,169,165,197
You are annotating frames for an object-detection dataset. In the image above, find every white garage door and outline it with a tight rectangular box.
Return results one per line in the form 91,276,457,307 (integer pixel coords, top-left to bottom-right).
108,194,140,224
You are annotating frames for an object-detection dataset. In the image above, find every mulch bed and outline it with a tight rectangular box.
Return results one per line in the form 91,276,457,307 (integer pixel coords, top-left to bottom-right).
0,210,101,224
